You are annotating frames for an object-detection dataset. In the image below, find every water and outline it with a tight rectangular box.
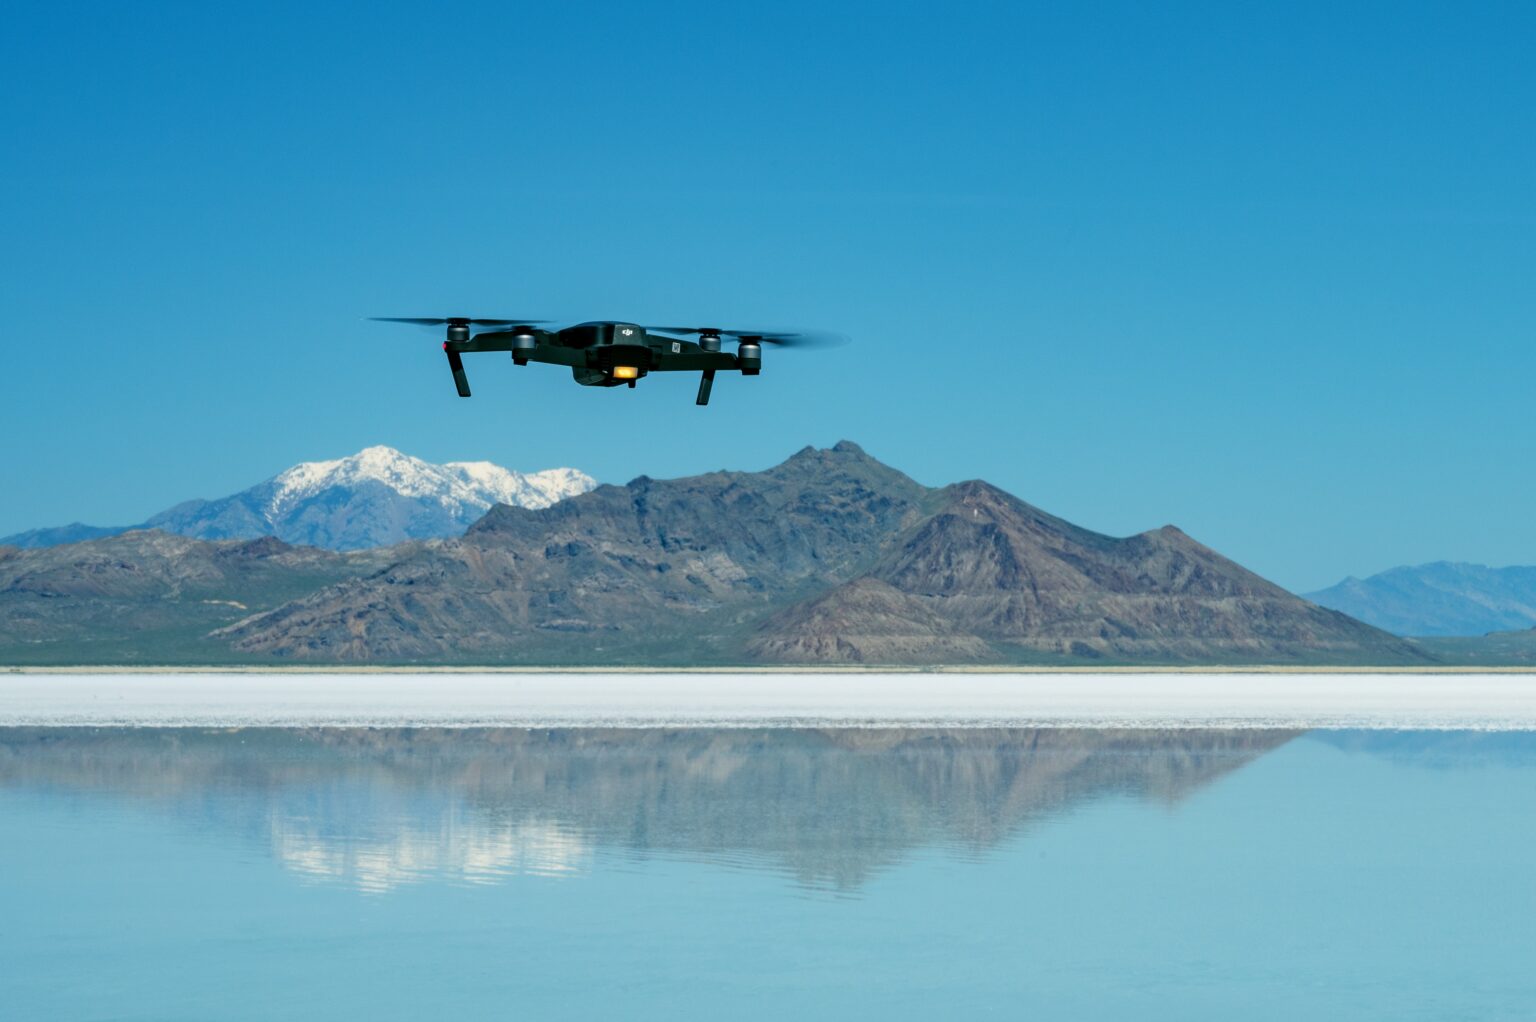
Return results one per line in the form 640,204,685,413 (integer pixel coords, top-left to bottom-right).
2,726,1534,1020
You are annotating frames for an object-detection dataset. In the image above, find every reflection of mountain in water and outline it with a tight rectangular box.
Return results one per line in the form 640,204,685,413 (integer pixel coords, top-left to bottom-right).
272,815,591,892
0,728,1296,891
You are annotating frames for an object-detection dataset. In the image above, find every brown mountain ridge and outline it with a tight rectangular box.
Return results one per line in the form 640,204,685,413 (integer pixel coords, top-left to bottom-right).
1,441,1427,665
214,441,1421,665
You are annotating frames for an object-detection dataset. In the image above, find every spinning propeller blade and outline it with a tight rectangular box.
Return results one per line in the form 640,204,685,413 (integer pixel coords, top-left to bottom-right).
370,316,549,330
642,325,850,348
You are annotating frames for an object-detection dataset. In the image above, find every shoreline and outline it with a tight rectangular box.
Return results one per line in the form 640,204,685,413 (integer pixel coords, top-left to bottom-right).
7,664,1536,675
4,672,1536,730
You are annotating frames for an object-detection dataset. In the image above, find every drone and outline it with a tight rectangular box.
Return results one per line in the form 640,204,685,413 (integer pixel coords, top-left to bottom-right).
372,317,848,405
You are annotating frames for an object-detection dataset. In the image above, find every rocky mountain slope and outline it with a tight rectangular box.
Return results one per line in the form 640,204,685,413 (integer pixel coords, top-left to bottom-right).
748,477,1413,664
209,441,1424,666
2,446,596,552
1306,562,1536,636
217,441,937,662
0,532,392,663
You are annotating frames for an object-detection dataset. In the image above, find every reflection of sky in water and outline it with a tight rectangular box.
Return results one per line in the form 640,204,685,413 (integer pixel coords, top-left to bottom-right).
3,728,1535,1020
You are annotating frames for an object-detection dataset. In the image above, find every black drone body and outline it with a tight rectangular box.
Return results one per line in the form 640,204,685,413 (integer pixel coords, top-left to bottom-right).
372,317,846,405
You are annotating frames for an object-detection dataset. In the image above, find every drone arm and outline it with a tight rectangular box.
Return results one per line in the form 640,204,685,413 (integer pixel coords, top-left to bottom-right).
457,335,513,353
518,345,584,367
659,351,740,372
465,329,583,367
444,331,576,394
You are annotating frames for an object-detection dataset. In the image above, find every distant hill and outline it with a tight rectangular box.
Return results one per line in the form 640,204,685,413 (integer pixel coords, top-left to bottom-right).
1412,627,1536,666
0,523,125,548
1,446,596,552
0,441,1429,666
1305,562,1536,636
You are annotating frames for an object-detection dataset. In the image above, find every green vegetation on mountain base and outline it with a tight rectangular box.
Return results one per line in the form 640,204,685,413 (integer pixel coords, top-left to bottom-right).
1411,630,1536,666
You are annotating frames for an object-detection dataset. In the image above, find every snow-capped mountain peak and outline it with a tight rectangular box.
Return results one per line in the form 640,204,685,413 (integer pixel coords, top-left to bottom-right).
265,446,595,523
440,461,595,511
2,446,599,552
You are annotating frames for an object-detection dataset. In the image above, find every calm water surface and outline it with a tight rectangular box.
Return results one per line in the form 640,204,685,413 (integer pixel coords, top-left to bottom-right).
2,727,1534,1020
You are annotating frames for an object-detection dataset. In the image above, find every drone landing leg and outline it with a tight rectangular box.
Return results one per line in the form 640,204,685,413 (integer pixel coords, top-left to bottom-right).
444,345,472,398
695,370,715,406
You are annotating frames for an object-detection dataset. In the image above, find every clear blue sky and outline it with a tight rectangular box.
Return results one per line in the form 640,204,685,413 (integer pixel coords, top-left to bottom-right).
2,1,1532,592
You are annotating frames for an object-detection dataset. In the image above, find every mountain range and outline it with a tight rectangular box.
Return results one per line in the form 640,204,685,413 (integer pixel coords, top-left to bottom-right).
1,446,596,552
1306,562,1536,637
0,441,1427,666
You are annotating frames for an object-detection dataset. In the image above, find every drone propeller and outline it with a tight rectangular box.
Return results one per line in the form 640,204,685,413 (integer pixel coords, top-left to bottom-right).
642,325,850,348
370,316,548,330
